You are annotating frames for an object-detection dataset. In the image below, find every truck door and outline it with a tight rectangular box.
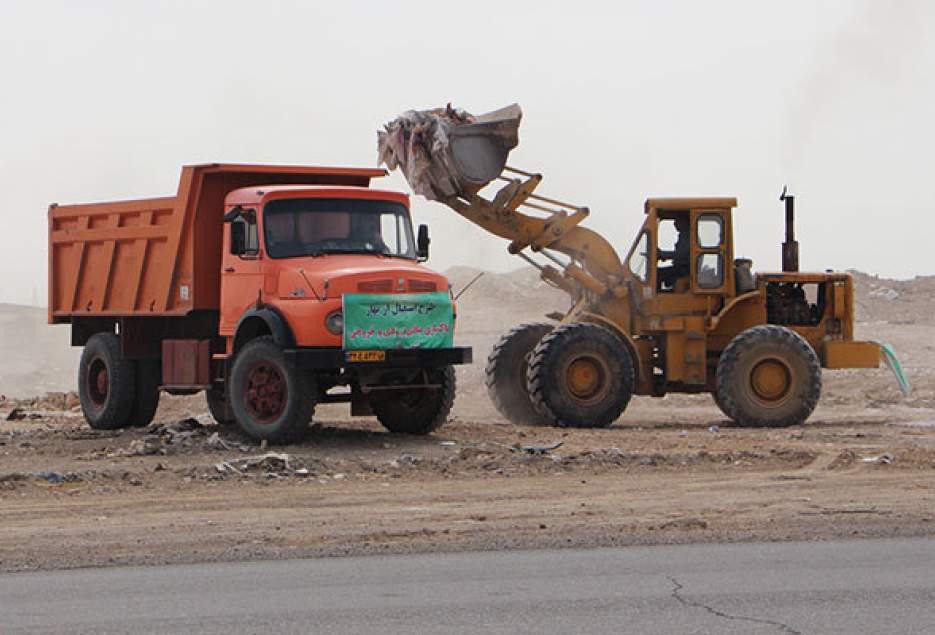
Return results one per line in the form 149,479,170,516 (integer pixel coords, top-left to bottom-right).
220,209,264,336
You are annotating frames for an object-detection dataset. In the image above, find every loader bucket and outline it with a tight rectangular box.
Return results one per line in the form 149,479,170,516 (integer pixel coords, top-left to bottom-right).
449,104,523,188
378,103,522,200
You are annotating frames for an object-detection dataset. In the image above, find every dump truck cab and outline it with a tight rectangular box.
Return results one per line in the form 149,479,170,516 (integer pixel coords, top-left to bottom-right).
219,185,448,349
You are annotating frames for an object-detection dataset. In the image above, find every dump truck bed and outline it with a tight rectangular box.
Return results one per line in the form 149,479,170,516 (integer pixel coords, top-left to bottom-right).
48,163,385,323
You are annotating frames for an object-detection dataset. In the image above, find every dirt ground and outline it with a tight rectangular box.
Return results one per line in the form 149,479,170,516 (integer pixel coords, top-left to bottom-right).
1,268,934,572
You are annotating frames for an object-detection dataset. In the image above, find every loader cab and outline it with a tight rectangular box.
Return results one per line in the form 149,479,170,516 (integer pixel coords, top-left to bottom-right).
626,198,738,300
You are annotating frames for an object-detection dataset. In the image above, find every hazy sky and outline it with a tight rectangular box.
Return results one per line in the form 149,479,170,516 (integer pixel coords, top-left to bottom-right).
1,0,932,306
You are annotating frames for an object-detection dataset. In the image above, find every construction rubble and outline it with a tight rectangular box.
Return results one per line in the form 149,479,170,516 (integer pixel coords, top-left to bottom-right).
377,103,522,200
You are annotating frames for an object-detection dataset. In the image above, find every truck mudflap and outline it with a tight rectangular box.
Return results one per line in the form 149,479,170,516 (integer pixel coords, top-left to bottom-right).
284,347,472,370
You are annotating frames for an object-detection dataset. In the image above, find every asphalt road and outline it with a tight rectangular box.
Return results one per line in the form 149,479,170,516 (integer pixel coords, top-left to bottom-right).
2,538,934,634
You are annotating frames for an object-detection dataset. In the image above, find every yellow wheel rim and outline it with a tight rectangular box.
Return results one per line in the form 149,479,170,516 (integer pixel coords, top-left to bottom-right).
750,358,793,403
565,355,609,402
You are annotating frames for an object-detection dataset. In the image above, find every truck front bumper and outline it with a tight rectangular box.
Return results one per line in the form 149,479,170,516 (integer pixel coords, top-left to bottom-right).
284,346,472,371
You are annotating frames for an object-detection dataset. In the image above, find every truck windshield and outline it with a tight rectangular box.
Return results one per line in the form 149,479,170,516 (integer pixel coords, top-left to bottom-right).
263,198,416,259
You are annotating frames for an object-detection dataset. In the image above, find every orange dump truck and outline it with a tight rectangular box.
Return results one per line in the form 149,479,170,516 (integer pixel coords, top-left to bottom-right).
49,163,471,441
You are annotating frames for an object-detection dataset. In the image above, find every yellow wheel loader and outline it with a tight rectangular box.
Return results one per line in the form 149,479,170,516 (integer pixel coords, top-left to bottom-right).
379,105,888,428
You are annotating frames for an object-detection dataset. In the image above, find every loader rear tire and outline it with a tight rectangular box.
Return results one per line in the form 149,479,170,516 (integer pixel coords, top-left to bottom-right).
229,336,316,443
127,358,161,428
78,333,136,430
716,325,821,427
373,366,455,435
527,323,634,428
485,323,553,426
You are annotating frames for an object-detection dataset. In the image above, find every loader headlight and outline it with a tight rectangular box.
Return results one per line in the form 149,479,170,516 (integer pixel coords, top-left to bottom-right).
325,310,344,335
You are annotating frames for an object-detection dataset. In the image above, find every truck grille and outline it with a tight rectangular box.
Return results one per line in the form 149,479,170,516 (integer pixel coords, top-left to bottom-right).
408,280,437,292
357,279,393,292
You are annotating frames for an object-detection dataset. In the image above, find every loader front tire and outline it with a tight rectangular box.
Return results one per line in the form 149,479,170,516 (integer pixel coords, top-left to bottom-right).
716,325,821,427
527,323,634,428
373,366,455,435
486,323,553,426
79,333,136,430
229,336,316,443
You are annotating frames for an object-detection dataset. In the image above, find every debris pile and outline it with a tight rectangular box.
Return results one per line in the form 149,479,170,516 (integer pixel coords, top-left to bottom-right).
2,392,82,421
124,418,251,457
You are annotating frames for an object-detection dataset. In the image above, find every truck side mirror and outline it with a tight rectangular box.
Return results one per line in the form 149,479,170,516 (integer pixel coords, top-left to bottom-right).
416,224,430,261
230,222,246,255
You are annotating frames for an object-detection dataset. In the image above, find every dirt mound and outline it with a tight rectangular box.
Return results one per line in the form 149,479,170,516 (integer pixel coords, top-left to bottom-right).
849,270,935,326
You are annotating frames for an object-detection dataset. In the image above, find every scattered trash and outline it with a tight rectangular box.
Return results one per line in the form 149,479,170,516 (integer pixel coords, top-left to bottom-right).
35,471,65,483
33,471,82,484
708,425,720,433
124,418,251,457
439,441,457,447
862,453,894,465
215,452,299,477
517,441,563,455
678,430,688,437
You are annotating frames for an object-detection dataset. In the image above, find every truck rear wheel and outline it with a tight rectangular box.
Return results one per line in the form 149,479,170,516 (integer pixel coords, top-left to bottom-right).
229,337,316,443
78,333,136,430
715,325,821,427
127,358,161,427
206,386,234,425
526,323,634,428
485,323,553,426
372,366,455,435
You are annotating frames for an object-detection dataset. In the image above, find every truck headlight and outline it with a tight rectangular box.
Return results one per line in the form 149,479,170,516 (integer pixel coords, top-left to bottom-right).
325,310,343,335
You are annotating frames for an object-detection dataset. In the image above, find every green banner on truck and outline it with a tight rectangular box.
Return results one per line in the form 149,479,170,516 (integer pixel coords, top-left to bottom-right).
342,292,454,351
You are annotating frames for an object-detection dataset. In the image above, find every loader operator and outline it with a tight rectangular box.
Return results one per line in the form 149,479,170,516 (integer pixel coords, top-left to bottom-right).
658,217,690,291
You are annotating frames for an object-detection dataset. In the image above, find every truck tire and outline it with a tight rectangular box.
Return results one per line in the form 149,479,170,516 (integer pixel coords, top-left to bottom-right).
78,333,137,430
485,323,553,426
229,336,316,443
205,386,234,425
715,325,821,427
127,358,161,428
372,366,455,435
527,322,634,428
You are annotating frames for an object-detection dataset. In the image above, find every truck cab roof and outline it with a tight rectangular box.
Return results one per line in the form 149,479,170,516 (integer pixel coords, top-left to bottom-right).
225,185,409,208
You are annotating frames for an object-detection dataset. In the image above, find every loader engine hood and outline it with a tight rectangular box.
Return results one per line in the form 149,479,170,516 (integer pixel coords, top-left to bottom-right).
276,255,449,300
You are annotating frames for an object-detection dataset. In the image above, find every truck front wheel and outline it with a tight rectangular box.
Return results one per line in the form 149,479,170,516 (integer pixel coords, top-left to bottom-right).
372,366,455,435
78,333,137,430
229,337,316,443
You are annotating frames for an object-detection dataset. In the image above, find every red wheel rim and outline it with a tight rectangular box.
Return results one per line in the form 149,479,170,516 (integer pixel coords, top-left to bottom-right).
87,357,109,408
243,362,288,423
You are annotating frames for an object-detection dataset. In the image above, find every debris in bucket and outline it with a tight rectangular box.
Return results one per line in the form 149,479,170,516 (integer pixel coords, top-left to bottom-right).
378,103,522,200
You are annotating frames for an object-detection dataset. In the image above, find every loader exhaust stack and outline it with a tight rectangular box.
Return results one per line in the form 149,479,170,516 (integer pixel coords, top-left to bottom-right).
780,186,799,273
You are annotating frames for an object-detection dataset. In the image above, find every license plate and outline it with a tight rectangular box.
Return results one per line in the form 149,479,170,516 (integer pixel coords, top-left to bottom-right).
346,350,386,363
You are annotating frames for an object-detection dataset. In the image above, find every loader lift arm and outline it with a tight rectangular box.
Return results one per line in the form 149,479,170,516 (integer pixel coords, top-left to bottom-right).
443,167,628,297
